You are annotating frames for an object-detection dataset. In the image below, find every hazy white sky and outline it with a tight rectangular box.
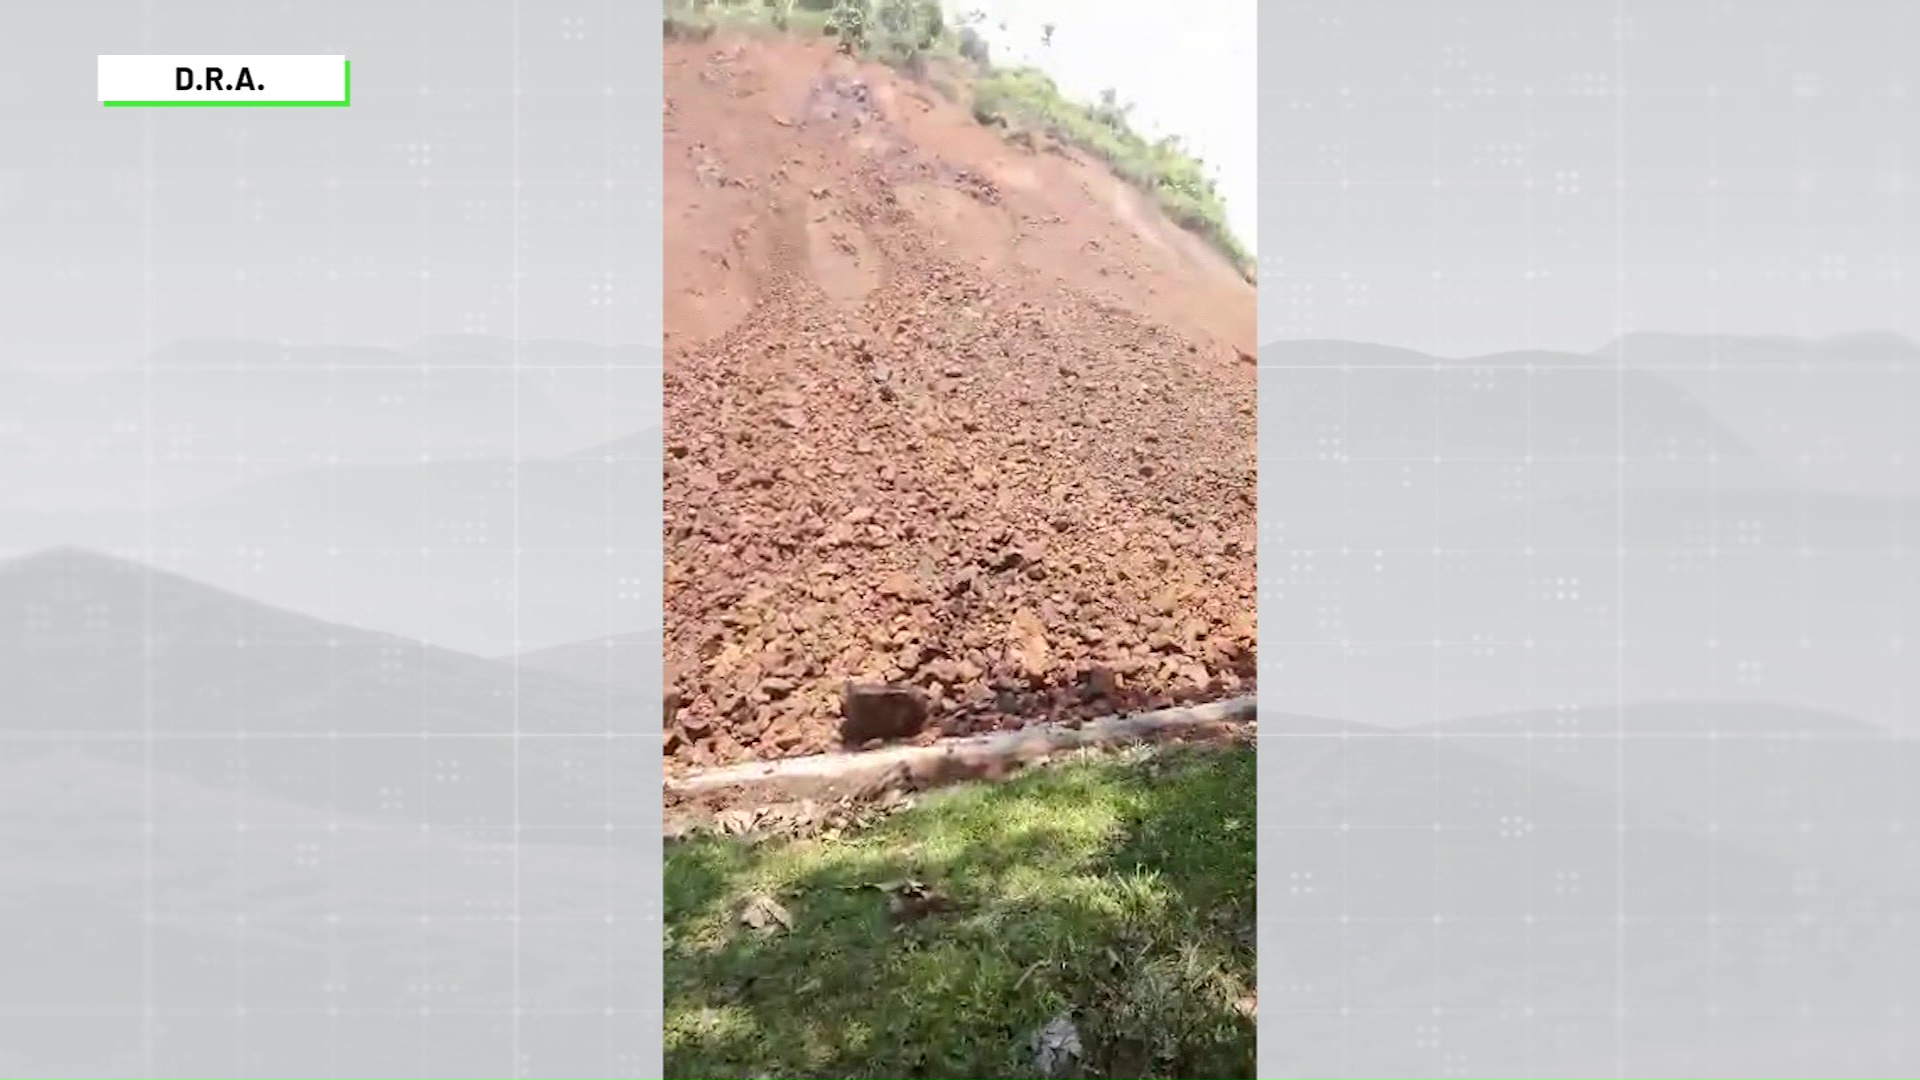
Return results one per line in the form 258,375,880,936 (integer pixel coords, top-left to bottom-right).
954,0,1258,254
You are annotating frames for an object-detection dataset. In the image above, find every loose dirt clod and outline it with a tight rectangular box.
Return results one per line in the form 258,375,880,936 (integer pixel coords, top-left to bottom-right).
838,681,929,747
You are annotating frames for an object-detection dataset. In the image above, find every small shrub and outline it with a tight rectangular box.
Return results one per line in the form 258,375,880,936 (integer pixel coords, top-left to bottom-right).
663,14,717,41
956,26,991,67
828,0,870,52
887,46,930,79
866,0,944,75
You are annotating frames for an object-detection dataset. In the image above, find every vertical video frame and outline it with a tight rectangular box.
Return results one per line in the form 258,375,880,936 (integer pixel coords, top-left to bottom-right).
659,2,1259,1077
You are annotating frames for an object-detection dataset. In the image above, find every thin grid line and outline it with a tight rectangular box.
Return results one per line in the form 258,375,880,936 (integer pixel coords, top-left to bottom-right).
138,0,157,1069
1,1008,656,1020
418,12,455,1066
1789,0,1813,1056
1520,5,1541,1069
1425,0,1444,1054
599,0,619,1061
1611,0,1629,1069
233,65,251,1074
1251,362,1920,372
0,824,663,838
1335,13,1353,1075
1428,6,1443,1053
28,819,1899,837
1895,0,1916,1057
0,727,1885,744
325,9,346,1069
1705,1,1725,1054
412,12,434,1060
509,0,526,1074
63,362,655,371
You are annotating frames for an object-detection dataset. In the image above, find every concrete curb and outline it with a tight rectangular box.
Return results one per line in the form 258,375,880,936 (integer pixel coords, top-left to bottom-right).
665,694,1257,802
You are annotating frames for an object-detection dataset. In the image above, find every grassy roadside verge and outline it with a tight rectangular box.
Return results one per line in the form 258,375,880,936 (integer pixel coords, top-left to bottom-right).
661,0,1255,283
664,742,1257,1079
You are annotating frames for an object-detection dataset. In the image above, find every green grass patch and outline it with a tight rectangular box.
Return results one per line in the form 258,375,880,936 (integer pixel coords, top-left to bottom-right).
664,743,1257,1079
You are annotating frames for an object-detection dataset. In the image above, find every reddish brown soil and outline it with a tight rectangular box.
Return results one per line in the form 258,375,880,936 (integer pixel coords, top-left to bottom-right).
664,35,1256,772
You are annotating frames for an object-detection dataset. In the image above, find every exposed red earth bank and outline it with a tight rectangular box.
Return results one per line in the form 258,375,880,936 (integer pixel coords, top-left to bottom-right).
664,35,1256,773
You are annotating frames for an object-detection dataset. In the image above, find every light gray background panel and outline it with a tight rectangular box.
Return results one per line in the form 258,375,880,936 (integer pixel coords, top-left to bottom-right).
0,2,663,1077
1260,2,1918,1077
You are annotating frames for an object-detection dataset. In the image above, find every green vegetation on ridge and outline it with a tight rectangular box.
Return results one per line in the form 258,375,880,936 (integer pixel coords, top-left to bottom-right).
968,68,1253,278
664,0,1256,281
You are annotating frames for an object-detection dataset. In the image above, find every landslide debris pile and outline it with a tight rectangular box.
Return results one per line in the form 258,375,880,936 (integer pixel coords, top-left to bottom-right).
664,46,1255,771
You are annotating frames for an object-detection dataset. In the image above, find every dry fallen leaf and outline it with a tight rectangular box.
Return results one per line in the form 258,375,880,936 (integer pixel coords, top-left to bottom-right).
1028,1012,1084,1078
716,808,759,835
881,878,951,925
738,893,792,935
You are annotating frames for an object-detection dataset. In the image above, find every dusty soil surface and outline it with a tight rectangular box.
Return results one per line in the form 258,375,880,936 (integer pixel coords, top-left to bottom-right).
664,35,1256,772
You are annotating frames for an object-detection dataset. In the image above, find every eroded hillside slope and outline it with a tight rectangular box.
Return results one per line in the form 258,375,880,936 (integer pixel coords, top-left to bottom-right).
664,35,1256,769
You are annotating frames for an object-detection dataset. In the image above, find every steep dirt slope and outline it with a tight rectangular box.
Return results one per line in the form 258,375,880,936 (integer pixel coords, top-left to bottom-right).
664,35,1256,771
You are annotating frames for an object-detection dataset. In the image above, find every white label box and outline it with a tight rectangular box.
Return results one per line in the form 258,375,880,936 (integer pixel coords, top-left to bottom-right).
98,55,350,107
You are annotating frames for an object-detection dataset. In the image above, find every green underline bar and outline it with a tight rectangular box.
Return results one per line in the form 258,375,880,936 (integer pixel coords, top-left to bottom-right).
103,59,350,108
